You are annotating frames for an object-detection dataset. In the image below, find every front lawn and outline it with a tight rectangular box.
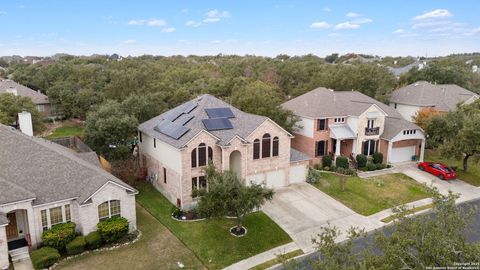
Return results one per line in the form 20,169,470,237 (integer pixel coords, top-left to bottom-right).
312,173,431,216
136,182,292,269
46,123,84,139
425,149,480,186
55,205,205,270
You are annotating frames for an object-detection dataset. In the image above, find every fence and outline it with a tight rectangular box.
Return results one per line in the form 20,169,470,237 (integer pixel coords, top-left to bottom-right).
51,136,93,153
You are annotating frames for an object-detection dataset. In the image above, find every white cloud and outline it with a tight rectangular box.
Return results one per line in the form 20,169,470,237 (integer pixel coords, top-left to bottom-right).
123,39,137,44
203,9,230,23
18,5,26,9
328,33,340,37
392,29,405,34
203,17,220,23
412,20,451,29
128,19,146,26
0,11,7,15
346,12,360,18
185,20,201,27
162,27,176,33
335,22,360,30
147,19,166,26
310,21,331,29
352,18,373,24
413,9,452,20
323,7,331,12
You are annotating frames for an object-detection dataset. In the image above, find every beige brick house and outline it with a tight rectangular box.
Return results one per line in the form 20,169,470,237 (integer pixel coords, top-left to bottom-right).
282,88,425,165
0,124,137,268
138,94,310,210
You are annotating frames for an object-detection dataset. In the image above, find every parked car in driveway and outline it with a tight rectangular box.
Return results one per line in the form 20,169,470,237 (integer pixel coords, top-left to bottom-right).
417,162,457,180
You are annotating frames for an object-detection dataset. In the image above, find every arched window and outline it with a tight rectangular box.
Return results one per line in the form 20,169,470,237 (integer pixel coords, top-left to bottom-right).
191,148,197,168
208,146,213,163
253,139,260,160
272,137,279,157
98,200,121,221
198,143,207,166
262,134,271,158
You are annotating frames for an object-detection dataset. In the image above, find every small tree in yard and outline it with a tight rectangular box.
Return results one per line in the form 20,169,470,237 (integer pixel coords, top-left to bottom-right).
195,165,274,235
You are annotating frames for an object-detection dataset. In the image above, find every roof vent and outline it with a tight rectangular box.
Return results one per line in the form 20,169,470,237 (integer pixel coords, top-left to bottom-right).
414,83,419,87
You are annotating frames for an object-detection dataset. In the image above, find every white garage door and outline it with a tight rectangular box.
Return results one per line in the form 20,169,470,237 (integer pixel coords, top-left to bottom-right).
390,146,415,163
289,165,307,184
266,171,285,188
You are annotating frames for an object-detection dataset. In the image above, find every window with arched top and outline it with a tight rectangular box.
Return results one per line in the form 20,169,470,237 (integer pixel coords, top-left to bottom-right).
98,200,121,221
253,139,260,160
262,134,271,158
208,146,213,162
192,143,212,168
191,148,197,168
272,137,279,157
198,143,207,166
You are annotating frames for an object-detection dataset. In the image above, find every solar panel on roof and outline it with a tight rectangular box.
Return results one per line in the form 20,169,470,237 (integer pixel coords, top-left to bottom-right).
202,117,234,131
183,101,198,113
205,108,235,119
154,120,191,140
175,114,194,126
164,109,184,121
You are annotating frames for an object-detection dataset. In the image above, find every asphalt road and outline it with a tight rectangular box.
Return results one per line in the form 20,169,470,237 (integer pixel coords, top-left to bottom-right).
275,198,480,269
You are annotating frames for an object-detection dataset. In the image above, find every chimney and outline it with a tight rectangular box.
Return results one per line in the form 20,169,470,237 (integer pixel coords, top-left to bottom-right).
18,111,33,136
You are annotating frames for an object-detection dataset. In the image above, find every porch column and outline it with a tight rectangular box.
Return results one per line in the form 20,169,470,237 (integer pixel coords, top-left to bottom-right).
387,141,393,163
0,225,8,270
419,139,425,162
335,139,342,157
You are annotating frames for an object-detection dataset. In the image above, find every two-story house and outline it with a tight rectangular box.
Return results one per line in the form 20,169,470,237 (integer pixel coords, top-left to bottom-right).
281,88,425,165
138,94,310,210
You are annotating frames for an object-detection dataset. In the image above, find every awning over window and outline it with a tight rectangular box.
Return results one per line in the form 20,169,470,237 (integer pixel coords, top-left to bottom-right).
330,125,357,140
366,111,382,118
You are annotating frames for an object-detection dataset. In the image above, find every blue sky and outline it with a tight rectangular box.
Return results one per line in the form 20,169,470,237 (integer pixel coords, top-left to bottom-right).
1,0,479,57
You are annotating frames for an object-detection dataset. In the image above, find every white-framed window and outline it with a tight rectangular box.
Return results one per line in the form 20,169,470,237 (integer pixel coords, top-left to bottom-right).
334,117,345,123
403,129,417,135
367,119,375,129
98,200,121,221
40,204,71,231
41,210,48,232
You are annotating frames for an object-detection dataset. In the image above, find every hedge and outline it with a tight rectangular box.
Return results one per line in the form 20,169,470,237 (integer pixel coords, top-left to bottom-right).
97,216,129,243
86,231,103,249
322,155,332,168
66,236,86,255
356,154,367,168
372,152,383,164
335,156,349,169
31,247,61,270
367,163,377,171
41,222,76,250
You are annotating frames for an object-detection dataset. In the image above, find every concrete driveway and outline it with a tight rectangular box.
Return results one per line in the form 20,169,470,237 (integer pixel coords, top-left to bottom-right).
262,183,384,252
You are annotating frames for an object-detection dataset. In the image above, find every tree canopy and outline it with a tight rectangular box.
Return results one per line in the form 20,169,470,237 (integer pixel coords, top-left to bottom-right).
0,93,45,132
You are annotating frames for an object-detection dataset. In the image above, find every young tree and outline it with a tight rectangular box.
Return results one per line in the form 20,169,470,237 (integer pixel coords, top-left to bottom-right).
195,165,274,234
0,93,45,132
413,107,442,129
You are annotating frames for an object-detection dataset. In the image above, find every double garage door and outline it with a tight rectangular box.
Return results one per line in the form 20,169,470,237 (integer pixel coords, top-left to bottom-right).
390,146,416,163
246,164,308,188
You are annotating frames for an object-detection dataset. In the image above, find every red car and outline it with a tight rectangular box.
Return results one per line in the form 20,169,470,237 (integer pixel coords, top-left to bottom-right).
417,162,457,180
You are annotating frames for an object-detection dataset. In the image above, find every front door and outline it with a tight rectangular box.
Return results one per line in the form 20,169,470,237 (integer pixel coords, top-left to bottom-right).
6,212,18,240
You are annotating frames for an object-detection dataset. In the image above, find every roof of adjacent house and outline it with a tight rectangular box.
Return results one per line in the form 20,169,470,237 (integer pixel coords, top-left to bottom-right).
0,213,8,226
0,124,136,206
0,79,50,105
139,94,287,148
281,87,421,140
390,81,478,111
290,149,311,163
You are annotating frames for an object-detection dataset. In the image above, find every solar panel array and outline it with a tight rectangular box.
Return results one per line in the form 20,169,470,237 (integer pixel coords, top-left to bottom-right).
205,108,235,118
154,101,199,140
202,118,234,131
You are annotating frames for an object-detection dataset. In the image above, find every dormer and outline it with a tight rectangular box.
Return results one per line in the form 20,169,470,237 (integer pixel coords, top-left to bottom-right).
358,104,387,137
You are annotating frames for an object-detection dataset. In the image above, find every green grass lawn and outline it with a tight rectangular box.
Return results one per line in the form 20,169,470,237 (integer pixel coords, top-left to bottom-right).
425,149,480,186
312,173,431,216
46,124,84,139
136,183,292,269
55,205,205,270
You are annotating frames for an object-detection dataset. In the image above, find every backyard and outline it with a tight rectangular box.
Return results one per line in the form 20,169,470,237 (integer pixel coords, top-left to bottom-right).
425,149,480,187
136,182,292,269
55,205,205,270
45,121,85,139
311,172,431,216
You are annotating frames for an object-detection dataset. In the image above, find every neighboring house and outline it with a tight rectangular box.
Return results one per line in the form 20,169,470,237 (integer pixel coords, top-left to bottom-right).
390,81,479,122
138,94,310,210
281,88,425,165
0,124,137,268
388,60,426,79
0,79,52,117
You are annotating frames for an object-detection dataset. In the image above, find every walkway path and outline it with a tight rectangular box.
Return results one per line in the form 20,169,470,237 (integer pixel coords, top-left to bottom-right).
13,258,34,270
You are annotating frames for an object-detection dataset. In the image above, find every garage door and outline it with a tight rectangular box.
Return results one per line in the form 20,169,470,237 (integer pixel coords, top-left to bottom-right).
266,171,285,188
289,165,307,184
390,146,415,163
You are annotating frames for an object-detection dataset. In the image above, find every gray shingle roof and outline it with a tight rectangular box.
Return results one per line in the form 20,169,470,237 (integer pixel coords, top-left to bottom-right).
390,81,478,111
281,87,422,141
0,213,8,226
0,124,136,206
290,149,311,163
0,79,50,105
139,94,271,148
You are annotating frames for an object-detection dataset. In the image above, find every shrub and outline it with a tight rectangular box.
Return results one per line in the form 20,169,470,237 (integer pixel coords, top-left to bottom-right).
330,165,336,172
66,236,86,255
307,168,321,184
367,163,377,171
313,163,322,170
335,156,349,169
41,222,76,250
372,152,383,164
31,247,61,270
356,154,367,168
85,231,103,249
97,216,129,243
322,155,332,168
323,166,330,171
376,163,386,170
171,206,183,218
